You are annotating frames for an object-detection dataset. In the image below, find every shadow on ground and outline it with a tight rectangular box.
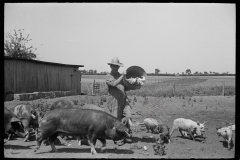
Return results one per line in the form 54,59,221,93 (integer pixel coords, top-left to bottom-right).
4,144,32,150
36,147,134,154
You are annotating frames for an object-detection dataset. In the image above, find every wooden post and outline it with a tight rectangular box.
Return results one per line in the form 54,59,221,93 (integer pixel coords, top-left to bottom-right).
172,83,175,97
222,83,225,96
92,80,95,95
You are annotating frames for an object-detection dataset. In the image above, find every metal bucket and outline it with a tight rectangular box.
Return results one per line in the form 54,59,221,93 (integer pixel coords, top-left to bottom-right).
123,66,147,90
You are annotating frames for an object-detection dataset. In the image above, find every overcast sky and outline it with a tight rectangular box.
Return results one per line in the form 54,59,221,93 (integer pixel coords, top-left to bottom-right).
4,3,235,74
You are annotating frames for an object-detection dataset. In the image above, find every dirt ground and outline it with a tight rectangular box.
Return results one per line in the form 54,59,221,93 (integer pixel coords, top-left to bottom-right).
4,95,236,158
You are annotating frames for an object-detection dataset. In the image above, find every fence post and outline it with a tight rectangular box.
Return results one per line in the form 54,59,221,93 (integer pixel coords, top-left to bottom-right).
92,80,95,95
172,83,175,97
222,82,225,96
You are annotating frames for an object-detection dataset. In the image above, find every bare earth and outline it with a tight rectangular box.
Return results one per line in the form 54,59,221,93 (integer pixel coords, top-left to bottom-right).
4,95,236,159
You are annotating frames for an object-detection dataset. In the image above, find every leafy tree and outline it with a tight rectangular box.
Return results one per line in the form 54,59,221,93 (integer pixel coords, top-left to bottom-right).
204,71,208,74
194,71,198,75
81,70,87,74
155,68,160,74
186,69,191,75
4,29,39,59
88,70,93,74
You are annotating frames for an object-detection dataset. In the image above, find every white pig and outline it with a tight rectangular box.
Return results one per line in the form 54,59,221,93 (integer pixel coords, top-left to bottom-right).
216,126,234,150
170,118,205,141
143,118,163,133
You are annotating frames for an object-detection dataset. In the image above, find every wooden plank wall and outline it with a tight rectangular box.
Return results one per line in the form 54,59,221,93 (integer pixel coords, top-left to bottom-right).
4,59,81,95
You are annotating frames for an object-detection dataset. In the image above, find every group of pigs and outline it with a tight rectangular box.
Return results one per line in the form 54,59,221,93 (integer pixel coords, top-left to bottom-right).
142,117,235,151
4,99,131,155
4,99,235,156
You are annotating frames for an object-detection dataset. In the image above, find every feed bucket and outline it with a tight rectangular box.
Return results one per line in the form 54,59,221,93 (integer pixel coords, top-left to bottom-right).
123,66,147,90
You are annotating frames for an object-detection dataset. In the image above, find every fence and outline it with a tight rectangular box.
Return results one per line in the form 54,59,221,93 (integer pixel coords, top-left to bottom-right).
81,77,234,97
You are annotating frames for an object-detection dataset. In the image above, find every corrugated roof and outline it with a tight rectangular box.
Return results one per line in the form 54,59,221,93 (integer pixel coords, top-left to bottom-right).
4,56,84,68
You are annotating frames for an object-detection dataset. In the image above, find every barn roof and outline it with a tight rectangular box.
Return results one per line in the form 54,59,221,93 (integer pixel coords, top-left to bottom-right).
4,57,84,68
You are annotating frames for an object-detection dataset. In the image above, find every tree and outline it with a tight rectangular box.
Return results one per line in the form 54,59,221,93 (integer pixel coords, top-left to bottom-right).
4,29,39,59
88,69,93,74
204,71,208,75
81,70,87,74
155,68,160,74
194,71,198,75
186,69,191,75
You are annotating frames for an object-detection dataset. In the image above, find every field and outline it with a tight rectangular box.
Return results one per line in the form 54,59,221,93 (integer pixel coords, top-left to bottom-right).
81,75,235,97
4,76,236,158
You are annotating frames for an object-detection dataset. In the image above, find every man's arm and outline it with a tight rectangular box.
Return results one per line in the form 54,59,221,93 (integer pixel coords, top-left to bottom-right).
106,72,126,87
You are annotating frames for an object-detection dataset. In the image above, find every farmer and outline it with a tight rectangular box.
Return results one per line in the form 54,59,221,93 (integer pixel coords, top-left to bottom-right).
106,57,132,143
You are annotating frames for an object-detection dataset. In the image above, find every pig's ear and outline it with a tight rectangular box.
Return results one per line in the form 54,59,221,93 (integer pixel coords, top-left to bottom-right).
197,121,200,126
11,117,21,122
105,128,116,138
31,113,37,119
115,121,126,133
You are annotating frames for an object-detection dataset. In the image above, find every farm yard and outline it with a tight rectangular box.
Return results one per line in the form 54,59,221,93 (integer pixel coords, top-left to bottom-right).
4,75,236,158
4,2,236,159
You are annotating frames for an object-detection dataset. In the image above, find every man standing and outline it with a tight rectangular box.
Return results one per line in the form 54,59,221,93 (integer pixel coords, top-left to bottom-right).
106,57,132,143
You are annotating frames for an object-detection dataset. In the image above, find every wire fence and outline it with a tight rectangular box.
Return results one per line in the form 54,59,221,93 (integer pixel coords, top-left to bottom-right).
81,77,235,97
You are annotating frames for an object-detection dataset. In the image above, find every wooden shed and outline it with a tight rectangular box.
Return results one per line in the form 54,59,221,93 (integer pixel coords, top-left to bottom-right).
4,57,84,101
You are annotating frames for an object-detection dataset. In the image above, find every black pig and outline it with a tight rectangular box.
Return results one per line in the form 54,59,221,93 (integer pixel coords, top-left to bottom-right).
34,108,130,154
4,107,26,142
11,104,40,142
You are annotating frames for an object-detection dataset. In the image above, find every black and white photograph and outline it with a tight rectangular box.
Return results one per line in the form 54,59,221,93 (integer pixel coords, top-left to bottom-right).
4,3,236,158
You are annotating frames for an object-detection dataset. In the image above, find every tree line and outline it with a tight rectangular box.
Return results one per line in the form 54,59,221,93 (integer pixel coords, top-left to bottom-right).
154,68,234,76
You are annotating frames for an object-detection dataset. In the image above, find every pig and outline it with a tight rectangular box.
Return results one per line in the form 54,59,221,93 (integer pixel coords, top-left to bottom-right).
48,101,103,146
34,108,130,154
153,124,171,144
4,107,26,142
170,118,205,141
11,104,40,142
216,126,234,150
143,118,163,133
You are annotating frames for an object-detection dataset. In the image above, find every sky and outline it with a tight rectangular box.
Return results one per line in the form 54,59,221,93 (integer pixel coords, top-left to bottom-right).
4,3,236,74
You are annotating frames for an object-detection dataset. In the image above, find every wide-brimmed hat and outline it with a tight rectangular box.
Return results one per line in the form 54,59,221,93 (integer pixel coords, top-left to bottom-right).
107,57,124,67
